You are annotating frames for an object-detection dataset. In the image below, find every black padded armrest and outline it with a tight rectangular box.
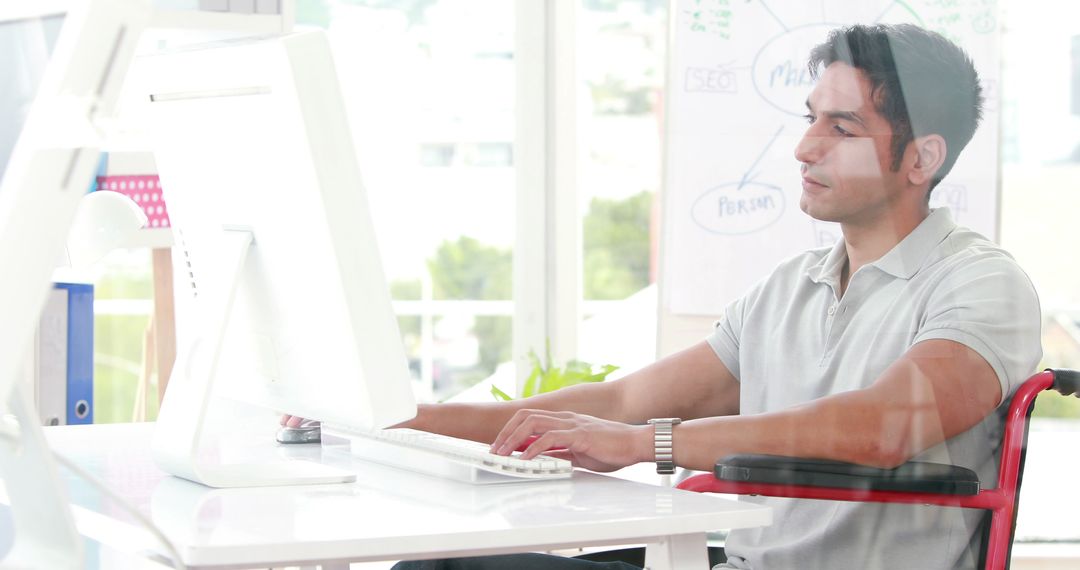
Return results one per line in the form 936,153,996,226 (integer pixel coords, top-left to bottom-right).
715,454,980,496
1052,368,1080,397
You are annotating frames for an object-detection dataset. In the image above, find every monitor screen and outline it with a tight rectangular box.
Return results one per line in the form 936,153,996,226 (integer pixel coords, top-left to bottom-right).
0,13,64,184
139,31,418,487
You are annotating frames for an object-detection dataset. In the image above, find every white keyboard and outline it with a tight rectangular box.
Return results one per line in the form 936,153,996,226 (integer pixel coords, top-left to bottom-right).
327,427,573,484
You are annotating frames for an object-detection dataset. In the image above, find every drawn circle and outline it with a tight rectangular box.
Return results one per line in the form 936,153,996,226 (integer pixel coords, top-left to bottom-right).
691,181,785,235
751,23,839,117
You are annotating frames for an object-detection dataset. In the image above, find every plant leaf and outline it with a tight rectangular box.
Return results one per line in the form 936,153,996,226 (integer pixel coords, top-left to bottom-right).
523,349,544,398
596,364,619,378
564,360,592,376
523,340,619,395
523,367,541,398
490,384,513,401
539,364,562,394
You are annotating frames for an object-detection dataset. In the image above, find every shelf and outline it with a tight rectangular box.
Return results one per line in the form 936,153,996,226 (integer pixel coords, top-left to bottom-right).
125,227,174,250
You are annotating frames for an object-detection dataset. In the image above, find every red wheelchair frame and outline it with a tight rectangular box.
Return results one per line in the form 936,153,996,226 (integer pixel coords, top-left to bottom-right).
676,369,1080,570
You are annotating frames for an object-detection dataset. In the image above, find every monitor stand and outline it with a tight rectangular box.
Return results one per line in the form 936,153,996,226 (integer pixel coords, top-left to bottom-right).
151,228,356,488
0,385,83,569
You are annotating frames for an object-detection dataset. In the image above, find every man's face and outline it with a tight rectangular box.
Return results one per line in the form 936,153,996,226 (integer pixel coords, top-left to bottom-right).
795,62,909,225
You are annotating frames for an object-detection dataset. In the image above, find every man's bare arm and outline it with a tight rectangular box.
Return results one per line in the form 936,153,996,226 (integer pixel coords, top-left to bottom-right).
408,341,740,443
670,339,1003,471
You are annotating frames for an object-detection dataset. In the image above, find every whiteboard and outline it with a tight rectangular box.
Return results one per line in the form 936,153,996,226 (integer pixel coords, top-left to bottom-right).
657,0,1002,355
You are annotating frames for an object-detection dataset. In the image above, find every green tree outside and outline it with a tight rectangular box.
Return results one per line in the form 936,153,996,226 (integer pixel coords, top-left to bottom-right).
584,191,652,300
93,262,156,423
426,236,512,387
394,192,654,391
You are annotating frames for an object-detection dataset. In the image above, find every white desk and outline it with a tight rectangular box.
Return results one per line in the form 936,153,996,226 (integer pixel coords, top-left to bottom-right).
45,423,770,569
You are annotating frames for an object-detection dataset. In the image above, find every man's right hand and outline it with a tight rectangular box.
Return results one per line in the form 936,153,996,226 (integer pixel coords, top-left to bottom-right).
280,414,310,428
490,409,653,472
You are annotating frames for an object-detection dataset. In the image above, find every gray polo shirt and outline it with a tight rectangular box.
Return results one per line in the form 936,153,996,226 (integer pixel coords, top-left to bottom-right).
706,208,1042,570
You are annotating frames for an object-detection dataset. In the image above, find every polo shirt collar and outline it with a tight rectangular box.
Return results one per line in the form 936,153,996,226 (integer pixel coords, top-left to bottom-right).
805,208,957,285
871,207,956,279
806,238,848,288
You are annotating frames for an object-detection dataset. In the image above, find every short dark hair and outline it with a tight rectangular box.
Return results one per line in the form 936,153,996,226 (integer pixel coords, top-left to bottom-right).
808,24,983,193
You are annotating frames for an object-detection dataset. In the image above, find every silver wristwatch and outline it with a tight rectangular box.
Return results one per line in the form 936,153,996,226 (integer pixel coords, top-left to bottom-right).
647,418,682,475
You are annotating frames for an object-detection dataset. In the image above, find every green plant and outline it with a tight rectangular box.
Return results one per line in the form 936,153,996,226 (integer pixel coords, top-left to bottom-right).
491,342,618,401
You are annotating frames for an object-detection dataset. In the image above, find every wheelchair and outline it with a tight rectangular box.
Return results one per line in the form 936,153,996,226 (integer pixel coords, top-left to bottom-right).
676,369,1080,570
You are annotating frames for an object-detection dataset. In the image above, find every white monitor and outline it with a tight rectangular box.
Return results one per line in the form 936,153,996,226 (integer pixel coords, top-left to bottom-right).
139,30,418,488
0,0,148,567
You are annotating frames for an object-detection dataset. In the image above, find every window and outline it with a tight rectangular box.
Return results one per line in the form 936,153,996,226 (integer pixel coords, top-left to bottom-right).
92,249,156,422
84,0,1080,427
576,1,667,375
1000,0,1080,418
298,0,515,401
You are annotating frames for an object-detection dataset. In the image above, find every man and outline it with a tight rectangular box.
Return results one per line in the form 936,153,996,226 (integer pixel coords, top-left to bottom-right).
368,23,1041,569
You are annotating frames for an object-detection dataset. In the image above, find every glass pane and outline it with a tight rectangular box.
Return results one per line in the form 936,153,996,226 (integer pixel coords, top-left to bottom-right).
91,249,155,423
299,0,515,401
577,1,667,375
1000,0,1080,421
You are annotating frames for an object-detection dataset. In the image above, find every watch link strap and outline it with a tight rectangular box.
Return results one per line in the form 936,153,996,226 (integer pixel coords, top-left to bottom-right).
648,418,681,475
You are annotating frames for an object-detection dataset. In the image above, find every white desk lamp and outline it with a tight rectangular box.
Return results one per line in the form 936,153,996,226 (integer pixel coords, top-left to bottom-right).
62,189,148,271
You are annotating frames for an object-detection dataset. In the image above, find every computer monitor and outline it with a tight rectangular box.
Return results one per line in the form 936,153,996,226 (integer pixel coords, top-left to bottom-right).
0,0,148,567
138,30,418,488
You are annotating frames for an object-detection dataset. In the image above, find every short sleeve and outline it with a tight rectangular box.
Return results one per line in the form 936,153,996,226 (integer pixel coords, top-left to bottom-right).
706,277,770,382
707,300,744,381
913,252,1042,404
703,250,817,384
